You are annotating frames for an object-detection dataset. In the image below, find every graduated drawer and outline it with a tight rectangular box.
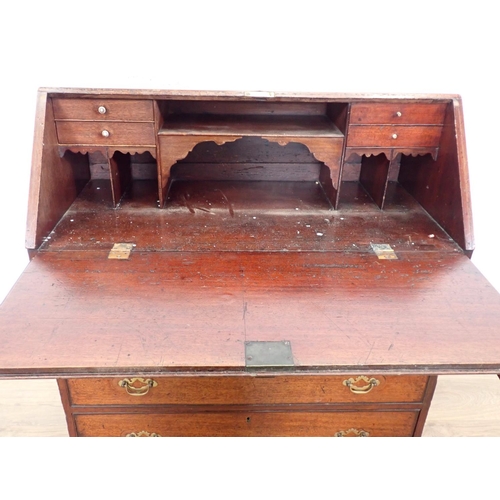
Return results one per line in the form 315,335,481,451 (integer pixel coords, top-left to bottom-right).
55,121,156,146
74,410,419,437
350,102,447,125
66,374,429,406
347,125,442,148
52,98,154,121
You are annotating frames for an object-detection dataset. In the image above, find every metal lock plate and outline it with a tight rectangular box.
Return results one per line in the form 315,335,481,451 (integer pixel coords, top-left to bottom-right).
245,341,294,370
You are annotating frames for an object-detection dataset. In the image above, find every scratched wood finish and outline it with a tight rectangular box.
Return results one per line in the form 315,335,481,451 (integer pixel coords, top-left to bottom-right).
66,375,429,406
1,247,500,375
74,410,418,437
37,180,459,254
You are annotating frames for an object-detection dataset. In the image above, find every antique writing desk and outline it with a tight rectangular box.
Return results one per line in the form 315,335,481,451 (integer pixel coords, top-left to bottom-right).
1,88,500,437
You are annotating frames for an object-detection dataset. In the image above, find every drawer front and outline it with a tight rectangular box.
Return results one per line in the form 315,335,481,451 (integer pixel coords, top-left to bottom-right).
56,121,156,146
52,98,154,121
67,374,429,406
75,410,419,437
350,103,447,125
347,125,442,148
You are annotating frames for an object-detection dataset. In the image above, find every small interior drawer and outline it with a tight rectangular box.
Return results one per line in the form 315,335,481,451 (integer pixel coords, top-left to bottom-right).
347,125,442,148
67,374,429,406
55,121,156,146
52,98,154,121
350,102,447,125
74,410,419,437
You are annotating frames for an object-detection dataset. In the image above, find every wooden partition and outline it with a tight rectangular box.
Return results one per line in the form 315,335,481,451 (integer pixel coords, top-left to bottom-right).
398,100,473,253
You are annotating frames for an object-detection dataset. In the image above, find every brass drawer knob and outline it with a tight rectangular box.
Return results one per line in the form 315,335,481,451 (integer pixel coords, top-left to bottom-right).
126,431,161,437
335,428,370,437
396,111,402,117
118,377,158,396
392,133,398,139
101,129,110,138
343,376,380,394
98,105,107,114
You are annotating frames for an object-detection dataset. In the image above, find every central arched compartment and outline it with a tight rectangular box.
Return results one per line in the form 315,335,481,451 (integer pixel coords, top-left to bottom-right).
156,100,347,208
164,137,335,212
171,137,323,182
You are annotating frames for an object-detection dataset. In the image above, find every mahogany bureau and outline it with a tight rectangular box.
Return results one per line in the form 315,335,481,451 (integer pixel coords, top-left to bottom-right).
1,88,500,437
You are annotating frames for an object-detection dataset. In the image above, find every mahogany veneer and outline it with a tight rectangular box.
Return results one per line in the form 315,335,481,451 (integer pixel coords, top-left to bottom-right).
1,88,498,437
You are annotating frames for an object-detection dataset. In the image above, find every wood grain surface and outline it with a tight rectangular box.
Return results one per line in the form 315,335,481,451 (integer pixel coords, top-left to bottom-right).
74,410,418,437
1,375,499,436
2,181,500,376
6,91,496,438
66,374,429,406
2,248,500,375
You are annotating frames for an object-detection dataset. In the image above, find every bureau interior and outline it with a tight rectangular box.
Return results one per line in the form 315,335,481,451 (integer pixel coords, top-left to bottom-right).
64,136,445,212
65,139,439,186
32,95,470,254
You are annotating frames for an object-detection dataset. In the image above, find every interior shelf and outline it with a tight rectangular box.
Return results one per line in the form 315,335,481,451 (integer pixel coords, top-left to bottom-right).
159,114,343,138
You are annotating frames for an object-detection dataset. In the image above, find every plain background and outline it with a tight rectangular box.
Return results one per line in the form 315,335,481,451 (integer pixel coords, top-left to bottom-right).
0,1,498,497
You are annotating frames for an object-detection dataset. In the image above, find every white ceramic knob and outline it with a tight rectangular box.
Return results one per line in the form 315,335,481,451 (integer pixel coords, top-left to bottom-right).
101,130,110,138
396,111,402,117
98,106,107,114
392,133,398,139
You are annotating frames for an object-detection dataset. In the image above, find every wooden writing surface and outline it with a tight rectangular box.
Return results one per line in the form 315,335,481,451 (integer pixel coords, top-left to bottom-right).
1,248,499,376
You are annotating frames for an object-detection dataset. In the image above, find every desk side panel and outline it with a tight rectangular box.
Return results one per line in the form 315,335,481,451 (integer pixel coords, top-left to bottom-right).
399,98,474,254
26,92,88,251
